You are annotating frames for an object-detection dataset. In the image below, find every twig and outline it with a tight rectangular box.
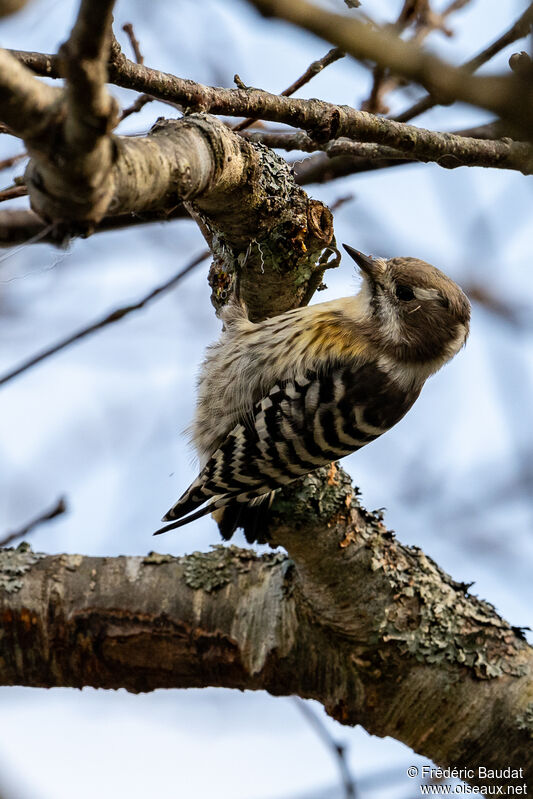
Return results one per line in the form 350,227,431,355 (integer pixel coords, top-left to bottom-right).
119,93,153,122
0,250,209,387
0,184,27,202
122,22,144,65
0,152,27,172
329,193,354,213
0,205,191,248
118,21,155,121
466,282,531,329
362,0,468,115
0,497,67,548
293,697,356,798
393,3,533,123
292,150,399,184
234,46,344,132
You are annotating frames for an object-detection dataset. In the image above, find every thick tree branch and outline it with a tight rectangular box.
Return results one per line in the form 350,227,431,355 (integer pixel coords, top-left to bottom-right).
1,477,531,789
0,2,118,228
23,1,118,228
0,100,335,316
57,0,117,152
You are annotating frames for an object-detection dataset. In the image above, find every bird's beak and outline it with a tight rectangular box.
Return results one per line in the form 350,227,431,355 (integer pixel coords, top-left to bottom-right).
342,244,381,282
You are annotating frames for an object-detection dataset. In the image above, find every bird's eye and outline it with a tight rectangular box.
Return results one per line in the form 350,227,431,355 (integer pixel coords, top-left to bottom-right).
395,284,415,301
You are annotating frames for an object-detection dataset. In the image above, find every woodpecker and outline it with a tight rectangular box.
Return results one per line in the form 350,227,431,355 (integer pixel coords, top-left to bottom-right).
155,245,470,541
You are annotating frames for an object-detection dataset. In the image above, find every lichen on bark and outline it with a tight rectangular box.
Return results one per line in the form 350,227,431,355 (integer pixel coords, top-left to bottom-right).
0,543,45,594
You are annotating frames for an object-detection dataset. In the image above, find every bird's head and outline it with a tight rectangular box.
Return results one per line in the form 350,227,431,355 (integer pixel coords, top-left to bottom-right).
343,244,470,369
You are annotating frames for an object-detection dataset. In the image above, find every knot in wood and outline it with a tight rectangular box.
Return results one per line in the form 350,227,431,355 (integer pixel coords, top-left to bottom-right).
307,107,341,144
307,200,333,245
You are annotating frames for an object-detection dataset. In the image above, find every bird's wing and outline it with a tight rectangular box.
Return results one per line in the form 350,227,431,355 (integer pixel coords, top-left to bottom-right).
156,362,389,534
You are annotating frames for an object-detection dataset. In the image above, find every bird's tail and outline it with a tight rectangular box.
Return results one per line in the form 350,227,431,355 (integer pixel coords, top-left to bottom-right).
154,500,225,535
154,481,263,537
211,492,276,543
161,475,215,523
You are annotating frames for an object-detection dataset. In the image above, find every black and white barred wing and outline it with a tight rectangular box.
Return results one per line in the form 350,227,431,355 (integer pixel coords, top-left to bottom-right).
155,363,396,535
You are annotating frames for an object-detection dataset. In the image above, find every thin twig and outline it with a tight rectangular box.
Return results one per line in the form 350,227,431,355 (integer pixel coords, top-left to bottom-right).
118,20,155,121
0,497,67,548
233,46,344,132
0,249,209,387
329,193,354,213
0,184,27,202
362,0,466,114
122,22,144,65
0,152,27,172
466,282,531,329
393,3,533,123
119,93,153,122
0,205,191,248
293,697,356,798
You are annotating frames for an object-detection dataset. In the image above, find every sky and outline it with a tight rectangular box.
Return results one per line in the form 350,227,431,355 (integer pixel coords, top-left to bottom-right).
0,1,532,798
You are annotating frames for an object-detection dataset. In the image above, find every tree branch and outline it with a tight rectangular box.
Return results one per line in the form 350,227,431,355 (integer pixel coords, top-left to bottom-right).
0,498,66,548
7,43,533,179
393,2,533,123
247,0,533,137
1,478,531,788
57,0,117,151
0,105,335,317
0,205,190,247
233,46,344,132
242,128,533,174
0,49,60,140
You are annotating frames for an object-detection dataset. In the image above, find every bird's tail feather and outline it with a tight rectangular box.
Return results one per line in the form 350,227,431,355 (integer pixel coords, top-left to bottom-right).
154,502,220,535
155,488,264,536
161,477,213,523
